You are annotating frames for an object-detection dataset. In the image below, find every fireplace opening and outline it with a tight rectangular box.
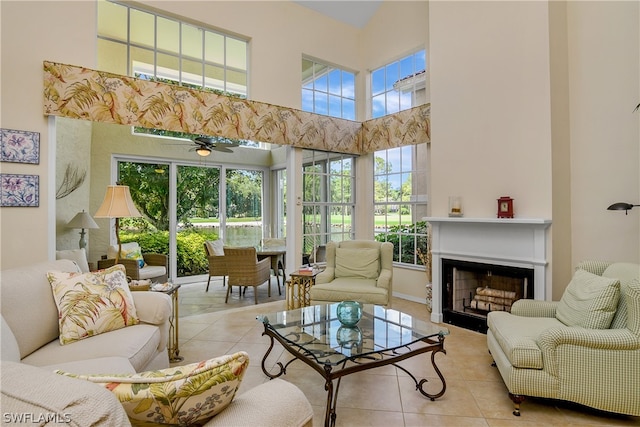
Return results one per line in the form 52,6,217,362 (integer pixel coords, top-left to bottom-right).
441,259,534,333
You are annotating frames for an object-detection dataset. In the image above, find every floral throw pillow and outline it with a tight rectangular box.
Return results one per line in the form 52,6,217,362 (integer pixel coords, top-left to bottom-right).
47,264,139,345
56,352,250,426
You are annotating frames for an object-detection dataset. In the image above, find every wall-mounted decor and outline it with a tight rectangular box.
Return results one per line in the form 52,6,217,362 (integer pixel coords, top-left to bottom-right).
1,174,39,207
1,128,40,164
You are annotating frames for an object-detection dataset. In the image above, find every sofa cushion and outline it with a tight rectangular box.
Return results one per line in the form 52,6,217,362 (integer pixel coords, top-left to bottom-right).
137,265,167,280
0,259,80,359
1,361,132,426
625,279,640,336
487,311,564,369
556,269,620,329
1,316,20,362
310,278,388,305
21,323,161,372
56,248,90,273
335,248,379,279
47,264,140,345
602,263,640,329
57,352,250,426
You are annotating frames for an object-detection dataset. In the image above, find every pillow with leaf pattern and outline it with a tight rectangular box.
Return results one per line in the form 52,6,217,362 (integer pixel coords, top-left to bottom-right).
56,352,250,426
47,264,139,345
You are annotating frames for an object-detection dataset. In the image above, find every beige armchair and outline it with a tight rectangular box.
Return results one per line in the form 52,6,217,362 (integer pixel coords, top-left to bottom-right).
97,242,168,283
204,240,227,291
224,247,271,304
310,240,393,306
487,260,640,416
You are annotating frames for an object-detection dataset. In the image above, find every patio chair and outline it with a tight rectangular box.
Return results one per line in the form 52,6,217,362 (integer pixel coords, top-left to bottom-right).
97,242,168,283
260,238,285,294
204,240,227,291
224,247,271,304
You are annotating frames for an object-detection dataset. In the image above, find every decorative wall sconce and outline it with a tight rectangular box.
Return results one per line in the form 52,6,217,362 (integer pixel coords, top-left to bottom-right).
607,202,640,215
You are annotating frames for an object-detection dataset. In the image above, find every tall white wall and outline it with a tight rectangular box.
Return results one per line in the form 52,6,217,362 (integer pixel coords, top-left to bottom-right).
567,1,640,266
1,1,97,268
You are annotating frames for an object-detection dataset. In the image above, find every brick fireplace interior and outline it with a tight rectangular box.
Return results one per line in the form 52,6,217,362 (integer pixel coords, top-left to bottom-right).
441,258,534,333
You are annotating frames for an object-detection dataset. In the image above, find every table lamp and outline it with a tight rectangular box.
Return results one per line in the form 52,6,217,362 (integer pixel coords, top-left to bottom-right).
94,185,142,263
66,210,99,249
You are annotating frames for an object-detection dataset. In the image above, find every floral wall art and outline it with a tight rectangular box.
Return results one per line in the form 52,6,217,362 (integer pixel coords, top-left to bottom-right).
1,174,39,207
1,128,40,164
43,61,430,154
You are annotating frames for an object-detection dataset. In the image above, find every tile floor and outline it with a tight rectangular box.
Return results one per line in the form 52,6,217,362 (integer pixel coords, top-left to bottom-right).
175,277,640,426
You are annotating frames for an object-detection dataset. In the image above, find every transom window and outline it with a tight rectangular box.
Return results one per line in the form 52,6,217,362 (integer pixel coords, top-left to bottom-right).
302,58,356,120
97,0,248,97
371,49,426,118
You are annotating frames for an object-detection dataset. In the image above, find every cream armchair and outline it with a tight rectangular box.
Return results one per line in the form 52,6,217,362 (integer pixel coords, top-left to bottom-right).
487,260,640,417
310,240,393,306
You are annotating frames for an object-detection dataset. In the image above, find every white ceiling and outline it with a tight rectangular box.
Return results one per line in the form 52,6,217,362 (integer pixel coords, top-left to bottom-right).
293,1,383,29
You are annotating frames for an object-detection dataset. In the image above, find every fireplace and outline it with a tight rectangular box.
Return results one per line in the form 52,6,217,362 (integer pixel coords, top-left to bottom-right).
441,258,534,332
425,217,552,329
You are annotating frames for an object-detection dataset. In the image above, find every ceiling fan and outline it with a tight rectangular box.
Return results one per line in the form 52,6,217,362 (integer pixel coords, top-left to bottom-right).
191,136,239,157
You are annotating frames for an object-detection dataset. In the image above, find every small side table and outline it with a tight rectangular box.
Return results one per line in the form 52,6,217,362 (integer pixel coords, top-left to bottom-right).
151,283,183,362
286,270,321,309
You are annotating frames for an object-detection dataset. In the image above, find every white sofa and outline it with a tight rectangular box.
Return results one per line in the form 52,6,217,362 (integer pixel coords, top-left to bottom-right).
0,259,313,426
1,259,171,374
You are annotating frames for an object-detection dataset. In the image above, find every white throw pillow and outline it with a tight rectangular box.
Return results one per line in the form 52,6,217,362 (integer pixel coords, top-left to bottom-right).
206,239,225,256
56,248,90,273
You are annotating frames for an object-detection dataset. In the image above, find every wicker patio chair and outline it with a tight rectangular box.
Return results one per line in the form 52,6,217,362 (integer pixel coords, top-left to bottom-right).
260,238,286,295
224,247,271,304
204,240,227,291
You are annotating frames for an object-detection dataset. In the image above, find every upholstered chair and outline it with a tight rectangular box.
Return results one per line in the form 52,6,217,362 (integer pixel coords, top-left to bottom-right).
310,240,393,306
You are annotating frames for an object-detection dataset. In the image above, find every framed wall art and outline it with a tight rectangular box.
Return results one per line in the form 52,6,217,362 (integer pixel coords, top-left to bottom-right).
1,174,39,207
1,128,40,164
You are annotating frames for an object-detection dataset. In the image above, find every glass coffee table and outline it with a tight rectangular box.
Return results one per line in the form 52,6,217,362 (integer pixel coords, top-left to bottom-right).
257,303,449,427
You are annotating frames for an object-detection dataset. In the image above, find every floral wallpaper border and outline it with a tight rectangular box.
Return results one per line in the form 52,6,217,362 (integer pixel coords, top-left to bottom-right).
43,61,430,154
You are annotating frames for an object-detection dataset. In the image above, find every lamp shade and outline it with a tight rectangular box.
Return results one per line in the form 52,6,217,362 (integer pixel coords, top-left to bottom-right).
67,210,99,229
94,185,143,218
607,202,636,211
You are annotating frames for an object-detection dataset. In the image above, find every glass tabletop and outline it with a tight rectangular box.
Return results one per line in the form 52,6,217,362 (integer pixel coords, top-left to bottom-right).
257,303,449,366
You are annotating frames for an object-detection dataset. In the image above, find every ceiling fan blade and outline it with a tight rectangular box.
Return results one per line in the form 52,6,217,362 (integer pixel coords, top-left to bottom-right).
211,145,233,153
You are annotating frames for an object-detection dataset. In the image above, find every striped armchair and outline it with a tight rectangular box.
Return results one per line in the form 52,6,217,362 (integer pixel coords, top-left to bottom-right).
487,261,640,417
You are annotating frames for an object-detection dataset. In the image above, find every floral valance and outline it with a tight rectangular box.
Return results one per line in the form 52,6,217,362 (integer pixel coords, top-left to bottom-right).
43,61,429,154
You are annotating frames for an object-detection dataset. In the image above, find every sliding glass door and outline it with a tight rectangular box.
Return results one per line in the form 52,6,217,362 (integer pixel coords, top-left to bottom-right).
116,159,266,282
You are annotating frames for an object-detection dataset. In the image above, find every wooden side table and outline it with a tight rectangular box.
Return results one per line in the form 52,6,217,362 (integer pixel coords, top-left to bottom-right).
151,283,183,362
286,270,321,309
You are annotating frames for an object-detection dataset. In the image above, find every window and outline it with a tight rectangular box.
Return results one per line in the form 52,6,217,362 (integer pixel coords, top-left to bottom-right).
98,1,248,97
373,144,428,266
302,58,355,120
97,0,250,139
371,49,429,267
302,151,355,256
370,49,426,118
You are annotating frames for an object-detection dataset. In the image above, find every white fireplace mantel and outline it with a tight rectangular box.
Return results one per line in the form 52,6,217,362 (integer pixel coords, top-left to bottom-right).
425,217,552,324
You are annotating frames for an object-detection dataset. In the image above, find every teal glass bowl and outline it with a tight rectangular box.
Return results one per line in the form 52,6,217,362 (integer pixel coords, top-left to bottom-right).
336,301,362,327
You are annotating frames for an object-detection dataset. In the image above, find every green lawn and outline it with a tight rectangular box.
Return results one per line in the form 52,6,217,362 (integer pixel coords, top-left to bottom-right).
190,215,413,227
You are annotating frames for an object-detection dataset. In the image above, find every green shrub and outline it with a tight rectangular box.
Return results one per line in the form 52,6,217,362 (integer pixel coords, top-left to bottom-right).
121,228,218,276
375,221,428,265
